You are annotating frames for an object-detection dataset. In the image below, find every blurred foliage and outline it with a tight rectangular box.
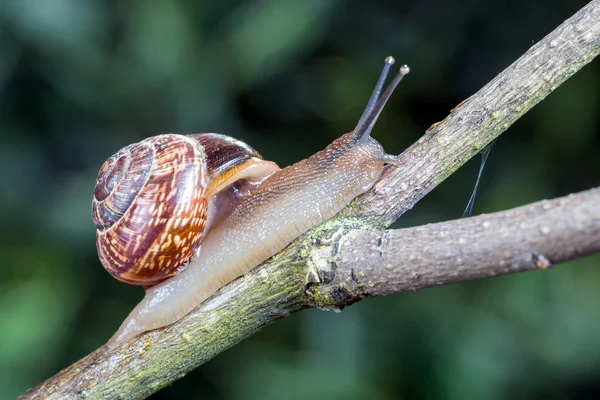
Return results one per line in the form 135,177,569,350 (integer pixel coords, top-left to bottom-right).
0,1,599,399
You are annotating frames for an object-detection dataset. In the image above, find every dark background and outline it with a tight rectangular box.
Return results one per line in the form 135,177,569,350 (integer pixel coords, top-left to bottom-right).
1,1,599,399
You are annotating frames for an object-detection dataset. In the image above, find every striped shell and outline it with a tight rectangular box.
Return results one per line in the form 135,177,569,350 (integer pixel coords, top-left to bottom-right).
92,133,262,286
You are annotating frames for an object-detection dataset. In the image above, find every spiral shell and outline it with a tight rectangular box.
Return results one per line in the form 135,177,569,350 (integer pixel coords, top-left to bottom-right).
92,134,208,285
92,133,271,286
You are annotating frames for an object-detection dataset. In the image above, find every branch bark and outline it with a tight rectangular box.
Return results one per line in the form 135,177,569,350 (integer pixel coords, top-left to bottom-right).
342,0,600,226
21,1,600,399
307,187,600,307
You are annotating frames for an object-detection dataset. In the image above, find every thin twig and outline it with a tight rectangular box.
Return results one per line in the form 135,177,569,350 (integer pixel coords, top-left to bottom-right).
343,0,600,225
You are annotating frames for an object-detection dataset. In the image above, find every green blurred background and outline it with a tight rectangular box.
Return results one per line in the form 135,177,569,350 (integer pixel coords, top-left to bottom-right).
1,1,599,399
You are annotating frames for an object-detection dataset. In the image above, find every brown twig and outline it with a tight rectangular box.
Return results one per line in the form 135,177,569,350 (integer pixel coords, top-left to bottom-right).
343,0,600,226
307,188,600,307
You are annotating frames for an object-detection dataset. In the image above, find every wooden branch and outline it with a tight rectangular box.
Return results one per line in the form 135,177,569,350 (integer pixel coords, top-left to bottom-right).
342,0,600,226
21,1,600,399
307,187,600,307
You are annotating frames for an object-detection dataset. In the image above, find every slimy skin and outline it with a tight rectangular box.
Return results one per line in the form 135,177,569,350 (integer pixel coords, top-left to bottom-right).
104,60,409,347
108,134,390,346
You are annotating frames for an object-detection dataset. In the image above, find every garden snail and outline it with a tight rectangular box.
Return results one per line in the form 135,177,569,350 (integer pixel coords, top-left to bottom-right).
93,57,410,346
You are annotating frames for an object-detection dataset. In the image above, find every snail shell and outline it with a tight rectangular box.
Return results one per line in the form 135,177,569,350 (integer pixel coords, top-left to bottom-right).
92,133,278,286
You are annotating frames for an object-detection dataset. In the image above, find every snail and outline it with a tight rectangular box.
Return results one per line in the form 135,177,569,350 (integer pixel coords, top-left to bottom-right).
93,57,410,347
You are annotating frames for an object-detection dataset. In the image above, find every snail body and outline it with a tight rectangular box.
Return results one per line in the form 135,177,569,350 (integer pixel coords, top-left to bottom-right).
94,58,410,346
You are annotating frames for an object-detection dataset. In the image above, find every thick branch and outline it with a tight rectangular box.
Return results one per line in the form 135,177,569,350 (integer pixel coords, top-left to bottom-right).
21,1,600,399
307,188,600,307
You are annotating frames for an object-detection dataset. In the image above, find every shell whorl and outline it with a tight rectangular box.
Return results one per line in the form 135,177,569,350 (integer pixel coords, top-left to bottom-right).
92,134,208,286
